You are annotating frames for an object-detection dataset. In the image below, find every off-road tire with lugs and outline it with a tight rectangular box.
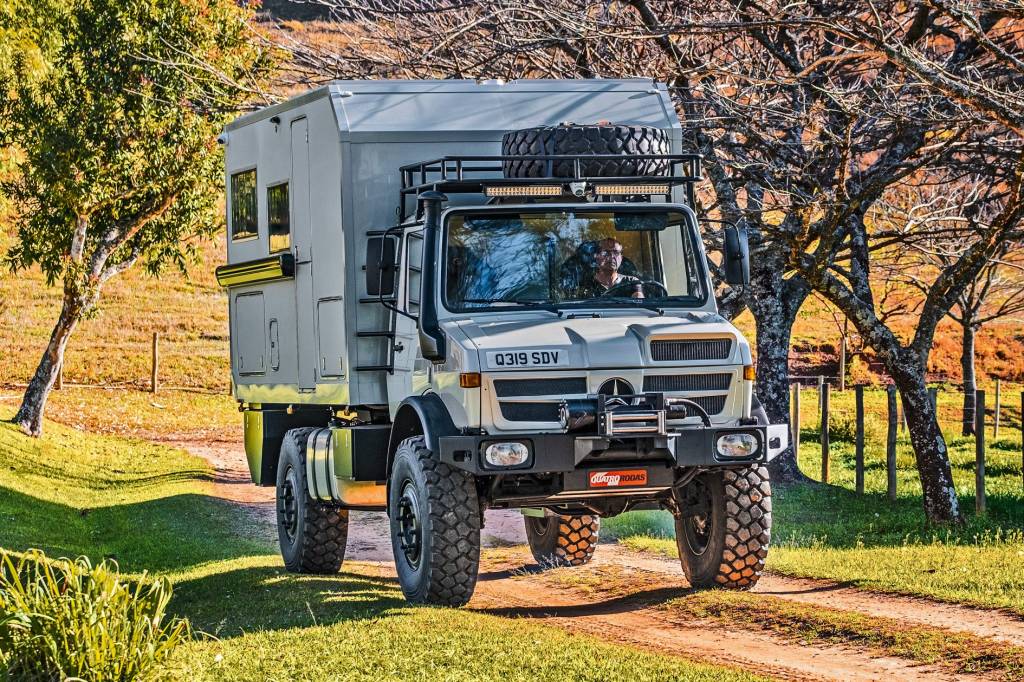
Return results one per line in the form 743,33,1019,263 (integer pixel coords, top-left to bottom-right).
675,466,771,589
389,436,481,606
501,123,670,179
276,427,349,574
524,514,600,567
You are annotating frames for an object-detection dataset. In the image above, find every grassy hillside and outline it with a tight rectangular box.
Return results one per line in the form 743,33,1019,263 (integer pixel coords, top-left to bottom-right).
0,409,764,682
0,229,229,392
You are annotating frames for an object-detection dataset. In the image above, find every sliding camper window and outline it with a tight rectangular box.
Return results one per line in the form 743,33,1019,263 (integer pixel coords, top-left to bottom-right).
267,182,290,253
230,169,257,241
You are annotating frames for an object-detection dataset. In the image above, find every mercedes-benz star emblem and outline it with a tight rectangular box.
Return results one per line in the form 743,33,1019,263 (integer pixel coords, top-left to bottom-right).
598,378,636,407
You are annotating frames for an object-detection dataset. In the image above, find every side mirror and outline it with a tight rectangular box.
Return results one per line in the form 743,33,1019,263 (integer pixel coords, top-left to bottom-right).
365,236,397,296
723,225,750,286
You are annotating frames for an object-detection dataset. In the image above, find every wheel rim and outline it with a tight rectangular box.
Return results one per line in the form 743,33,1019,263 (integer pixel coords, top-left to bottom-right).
278,465,299,542
531,516,556,538
683,478,713,557
396,480,423,569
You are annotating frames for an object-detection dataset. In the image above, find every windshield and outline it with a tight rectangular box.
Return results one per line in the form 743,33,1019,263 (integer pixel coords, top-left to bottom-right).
444,209,706,311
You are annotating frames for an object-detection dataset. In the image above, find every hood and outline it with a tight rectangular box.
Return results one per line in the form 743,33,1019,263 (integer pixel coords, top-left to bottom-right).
453,311,746,371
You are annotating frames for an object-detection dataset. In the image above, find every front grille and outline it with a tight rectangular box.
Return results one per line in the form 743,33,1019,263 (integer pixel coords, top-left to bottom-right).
499,402,561,422
643,373,732,392
686,395,728,415
494,377,587,397
651,339,732,362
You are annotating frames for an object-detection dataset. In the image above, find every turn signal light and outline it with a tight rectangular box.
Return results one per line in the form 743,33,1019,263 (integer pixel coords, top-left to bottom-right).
484,185,563,197
743,365,755,381
459,372,481,388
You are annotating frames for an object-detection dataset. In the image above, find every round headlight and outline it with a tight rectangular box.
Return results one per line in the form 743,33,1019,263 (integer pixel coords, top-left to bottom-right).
484,442,530,467
716,433,759,458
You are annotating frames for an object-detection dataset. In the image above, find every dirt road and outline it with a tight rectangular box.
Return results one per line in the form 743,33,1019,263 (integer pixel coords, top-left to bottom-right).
178,438,1023,682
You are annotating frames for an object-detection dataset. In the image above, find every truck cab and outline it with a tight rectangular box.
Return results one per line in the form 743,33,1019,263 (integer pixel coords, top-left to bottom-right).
217,80,786,606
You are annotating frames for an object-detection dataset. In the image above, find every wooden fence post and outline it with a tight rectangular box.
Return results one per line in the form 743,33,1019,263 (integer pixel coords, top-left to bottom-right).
817,375,824,417
839,336,847,392
792,382,801,461
821,382,830,483
975,389,986,515
151,332,159,394
928,387,938,413
994,378,1001,439
855,384,865,494
887,385,898,501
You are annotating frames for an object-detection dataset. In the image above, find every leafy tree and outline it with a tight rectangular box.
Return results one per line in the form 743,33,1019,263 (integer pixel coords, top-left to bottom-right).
1,0,274,435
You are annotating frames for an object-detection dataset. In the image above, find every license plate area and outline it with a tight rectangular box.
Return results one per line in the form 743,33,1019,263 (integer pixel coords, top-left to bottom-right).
486,350,570,369
563,465,673,492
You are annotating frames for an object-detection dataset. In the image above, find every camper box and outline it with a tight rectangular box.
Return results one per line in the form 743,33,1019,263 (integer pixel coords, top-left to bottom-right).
216,79,683,414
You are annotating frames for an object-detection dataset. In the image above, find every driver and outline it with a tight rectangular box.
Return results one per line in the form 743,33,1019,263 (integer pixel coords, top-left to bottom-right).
575,237,643,299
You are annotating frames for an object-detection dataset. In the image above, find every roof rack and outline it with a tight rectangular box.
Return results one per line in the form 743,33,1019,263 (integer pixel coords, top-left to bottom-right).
397,154,701,221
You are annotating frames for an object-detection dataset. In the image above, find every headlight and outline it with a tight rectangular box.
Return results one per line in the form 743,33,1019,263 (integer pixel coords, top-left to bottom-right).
484,442,530,467
716,433,759,458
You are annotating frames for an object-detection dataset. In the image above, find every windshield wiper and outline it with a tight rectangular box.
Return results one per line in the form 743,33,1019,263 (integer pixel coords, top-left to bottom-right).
461,298,559,311
558,298,665,316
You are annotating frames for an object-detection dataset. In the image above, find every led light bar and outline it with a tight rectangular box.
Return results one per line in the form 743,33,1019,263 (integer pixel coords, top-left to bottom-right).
594,184,671,195
484,184,563,197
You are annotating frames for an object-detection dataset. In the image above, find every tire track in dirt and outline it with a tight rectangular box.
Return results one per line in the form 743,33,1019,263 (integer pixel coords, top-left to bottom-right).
175,438,1015,681
469,555,984,682
602,548,1024,648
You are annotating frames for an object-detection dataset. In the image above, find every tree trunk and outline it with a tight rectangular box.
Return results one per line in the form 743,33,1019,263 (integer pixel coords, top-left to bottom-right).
747,262,812,483
13,288,88,436
890,358,964,524
961,322,977,436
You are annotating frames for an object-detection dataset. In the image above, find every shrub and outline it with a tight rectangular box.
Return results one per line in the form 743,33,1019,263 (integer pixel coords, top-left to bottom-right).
0,549,191,681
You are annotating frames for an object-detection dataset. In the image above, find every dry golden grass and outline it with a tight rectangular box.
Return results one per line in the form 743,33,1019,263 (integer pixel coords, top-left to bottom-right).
0,229,230,393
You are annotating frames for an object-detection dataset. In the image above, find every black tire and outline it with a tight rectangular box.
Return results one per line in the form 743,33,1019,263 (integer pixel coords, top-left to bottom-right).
389,436,481,606
675,466,771,589
524,514,600,567
276,427,349,574
501,123,670,179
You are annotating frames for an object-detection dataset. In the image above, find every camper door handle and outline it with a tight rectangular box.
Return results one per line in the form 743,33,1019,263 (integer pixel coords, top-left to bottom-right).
394,342,405,353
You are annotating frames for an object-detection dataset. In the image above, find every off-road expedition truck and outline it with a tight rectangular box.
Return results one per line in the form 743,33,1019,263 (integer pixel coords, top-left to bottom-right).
216,79,787,606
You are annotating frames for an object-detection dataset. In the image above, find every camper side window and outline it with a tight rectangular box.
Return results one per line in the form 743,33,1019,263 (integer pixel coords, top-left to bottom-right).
230,169,257,241
267,182,290,253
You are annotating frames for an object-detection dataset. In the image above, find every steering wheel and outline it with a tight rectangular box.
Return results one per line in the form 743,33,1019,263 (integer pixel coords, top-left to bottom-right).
603,278,669,299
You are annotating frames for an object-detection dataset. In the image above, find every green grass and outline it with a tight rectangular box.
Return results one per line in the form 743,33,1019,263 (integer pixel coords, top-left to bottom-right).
166,555,759,682
0,409,266,571
604,387,1024,613
0,408,765,681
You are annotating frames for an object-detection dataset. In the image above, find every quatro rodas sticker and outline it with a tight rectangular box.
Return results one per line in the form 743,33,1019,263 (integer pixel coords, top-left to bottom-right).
588,469,648,488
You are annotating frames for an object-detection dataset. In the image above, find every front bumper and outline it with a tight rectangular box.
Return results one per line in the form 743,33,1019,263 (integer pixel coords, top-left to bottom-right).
439,424,788,476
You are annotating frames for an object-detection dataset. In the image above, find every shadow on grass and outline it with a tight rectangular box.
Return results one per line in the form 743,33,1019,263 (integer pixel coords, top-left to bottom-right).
0,485,270,573
169,564,407,636
474,581,693,619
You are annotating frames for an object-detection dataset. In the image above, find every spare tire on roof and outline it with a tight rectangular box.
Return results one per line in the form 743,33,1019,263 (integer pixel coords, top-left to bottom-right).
501,123,670,179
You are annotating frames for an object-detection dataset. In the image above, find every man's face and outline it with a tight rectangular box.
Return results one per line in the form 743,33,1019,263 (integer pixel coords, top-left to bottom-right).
595,239,623,274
